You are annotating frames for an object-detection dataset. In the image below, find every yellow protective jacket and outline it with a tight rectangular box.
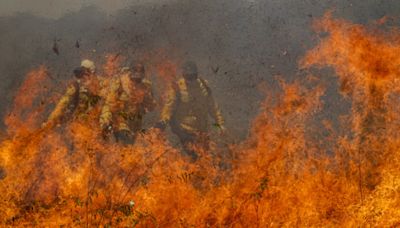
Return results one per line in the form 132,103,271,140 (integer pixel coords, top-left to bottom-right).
100,73,156,133
47,78,101,124
160,78,224,133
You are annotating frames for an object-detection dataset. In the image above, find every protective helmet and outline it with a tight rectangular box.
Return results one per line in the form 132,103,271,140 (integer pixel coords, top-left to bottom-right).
182,61,198,80
120,67,131,74
81,59,96,73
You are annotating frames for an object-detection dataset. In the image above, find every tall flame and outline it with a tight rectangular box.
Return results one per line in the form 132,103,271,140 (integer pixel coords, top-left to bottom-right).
1,13,400,226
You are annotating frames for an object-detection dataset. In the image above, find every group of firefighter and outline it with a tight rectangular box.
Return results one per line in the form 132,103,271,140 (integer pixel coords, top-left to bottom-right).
42,59,225,162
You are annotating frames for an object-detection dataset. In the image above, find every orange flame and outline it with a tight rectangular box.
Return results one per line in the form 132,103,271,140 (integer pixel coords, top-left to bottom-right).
1,14,400,226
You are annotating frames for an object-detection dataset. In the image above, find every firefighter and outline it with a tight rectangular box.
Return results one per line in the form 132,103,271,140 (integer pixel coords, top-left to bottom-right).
100,63,156,144
43,59,101,127
156,61,225,161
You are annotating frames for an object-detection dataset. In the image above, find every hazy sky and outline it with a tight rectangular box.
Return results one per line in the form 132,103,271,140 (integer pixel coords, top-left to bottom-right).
0,0,165,18
0,0,396,135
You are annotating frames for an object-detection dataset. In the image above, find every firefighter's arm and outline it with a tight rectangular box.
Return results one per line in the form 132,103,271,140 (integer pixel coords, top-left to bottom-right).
46,84,77,125
204,81,225,130
159,84,177,125
99,78,119,129
99,104,112,129
143,80,157,112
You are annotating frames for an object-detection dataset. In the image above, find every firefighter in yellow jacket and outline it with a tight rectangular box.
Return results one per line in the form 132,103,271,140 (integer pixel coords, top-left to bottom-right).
44,59,101,127
100,63,156,144
156,61,225,161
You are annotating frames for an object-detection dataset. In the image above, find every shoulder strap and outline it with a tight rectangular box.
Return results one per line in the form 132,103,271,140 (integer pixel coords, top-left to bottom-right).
119,74,133,96
198,78,210,96
70,80,80,110
177,78,189,101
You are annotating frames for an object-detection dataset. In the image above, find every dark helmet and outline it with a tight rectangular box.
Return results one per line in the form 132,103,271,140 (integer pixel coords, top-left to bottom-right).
131,63,145,81
73,66,91,79
182,61,198,81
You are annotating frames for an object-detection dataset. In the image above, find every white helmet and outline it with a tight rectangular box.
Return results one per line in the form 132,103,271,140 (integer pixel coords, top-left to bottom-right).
81,59,96,73
120,66,131,73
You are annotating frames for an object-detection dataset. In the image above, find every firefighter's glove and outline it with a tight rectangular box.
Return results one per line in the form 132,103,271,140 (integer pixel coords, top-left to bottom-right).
213,123,226,135
154,121,167,131
102,124,113,140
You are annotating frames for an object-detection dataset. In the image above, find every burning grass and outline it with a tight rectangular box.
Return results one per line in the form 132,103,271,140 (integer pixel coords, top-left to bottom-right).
1,12,400,226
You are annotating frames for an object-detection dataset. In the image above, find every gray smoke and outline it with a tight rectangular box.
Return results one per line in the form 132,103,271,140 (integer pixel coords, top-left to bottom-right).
0,0,398,140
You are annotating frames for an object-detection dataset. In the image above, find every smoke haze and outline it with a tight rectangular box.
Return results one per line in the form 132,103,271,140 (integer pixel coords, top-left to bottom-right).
1,0,399,139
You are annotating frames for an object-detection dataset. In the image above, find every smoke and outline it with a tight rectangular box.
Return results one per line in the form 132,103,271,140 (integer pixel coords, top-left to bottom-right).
0,0,399,139
0,0,152,18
